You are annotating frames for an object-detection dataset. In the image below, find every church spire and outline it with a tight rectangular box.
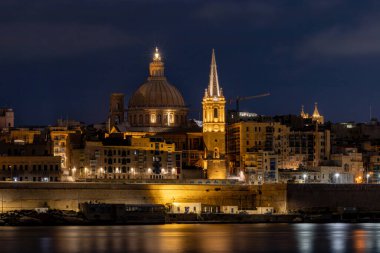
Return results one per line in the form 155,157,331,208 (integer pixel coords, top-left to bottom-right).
208,49,221,97
300,105,305,118
312,102,320,117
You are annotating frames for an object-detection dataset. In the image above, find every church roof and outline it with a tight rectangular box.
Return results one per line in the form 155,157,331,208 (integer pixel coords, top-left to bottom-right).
128,78,186,108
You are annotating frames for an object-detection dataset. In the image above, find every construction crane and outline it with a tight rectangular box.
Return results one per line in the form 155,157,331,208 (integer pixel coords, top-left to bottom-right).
229,93,270,113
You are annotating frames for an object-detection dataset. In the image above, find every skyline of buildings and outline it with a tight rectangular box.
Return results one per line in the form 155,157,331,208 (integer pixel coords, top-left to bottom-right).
0,48,379,184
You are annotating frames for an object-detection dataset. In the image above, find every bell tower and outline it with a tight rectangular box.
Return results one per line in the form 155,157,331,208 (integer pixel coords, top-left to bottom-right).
202,49,227,179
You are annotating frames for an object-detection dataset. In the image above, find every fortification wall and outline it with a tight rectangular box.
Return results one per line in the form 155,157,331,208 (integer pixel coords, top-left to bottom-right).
287,184,380,211
0,182,287,213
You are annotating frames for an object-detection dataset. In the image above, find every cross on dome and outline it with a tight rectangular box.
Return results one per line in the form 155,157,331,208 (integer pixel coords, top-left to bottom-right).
153,47,161,61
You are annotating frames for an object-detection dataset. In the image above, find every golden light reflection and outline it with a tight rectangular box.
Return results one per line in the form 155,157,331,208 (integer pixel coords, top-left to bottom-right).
353,229,367,253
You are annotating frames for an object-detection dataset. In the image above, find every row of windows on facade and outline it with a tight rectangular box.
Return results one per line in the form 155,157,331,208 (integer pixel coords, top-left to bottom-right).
289,141,326,146
98,174,173,180
104,155,180,164
245,133,288,140
245,126,283,133
97,166,178,174
53,135,66,140
129,114,186,125
1,176,59,182
1,164,60,171
5,149,50,156
104,157,165,165
103,149,165,157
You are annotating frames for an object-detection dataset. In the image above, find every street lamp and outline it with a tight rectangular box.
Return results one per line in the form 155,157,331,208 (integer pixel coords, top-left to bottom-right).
302,174,307,183
72,167,77,180
99,167,104,179
84,167,88,181
366,173,370,184
334,173,340,184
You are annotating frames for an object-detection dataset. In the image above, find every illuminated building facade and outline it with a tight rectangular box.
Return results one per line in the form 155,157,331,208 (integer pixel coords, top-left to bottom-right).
0,136,61,182
227,121,289,174
70,137,182,180
0,156,61,182
49,127,78,174
243,150,278,184
288,126,331,167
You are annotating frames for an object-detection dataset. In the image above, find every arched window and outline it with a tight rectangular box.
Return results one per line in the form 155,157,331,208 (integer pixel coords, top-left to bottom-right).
151,114,156,123
158,114,162,124
213,147,220,158
133,115,137,125
214,108,218,118
145,114,149,125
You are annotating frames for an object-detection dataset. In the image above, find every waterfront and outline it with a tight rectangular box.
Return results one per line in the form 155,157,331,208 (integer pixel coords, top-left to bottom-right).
1,223,380,253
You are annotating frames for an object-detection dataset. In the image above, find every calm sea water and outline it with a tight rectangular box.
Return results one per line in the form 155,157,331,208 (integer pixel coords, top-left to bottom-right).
0,223,380,253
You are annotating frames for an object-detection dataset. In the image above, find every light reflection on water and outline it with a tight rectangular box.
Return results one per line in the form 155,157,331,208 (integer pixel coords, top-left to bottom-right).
1,224,380,253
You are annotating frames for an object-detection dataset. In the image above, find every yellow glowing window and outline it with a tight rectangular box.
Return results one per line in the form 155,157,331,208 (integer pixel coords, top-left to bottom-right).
151,114,156,123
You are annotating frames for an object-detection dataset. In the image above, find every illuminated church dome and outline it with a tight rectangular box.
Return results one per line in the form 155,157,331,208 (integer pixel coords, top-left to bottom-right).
127,48,188,128
128,79,185,108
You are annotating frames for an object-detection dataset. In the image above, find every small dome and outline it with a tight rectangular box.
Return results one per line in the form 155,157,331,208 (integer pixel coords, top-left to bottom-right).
128,78,186,108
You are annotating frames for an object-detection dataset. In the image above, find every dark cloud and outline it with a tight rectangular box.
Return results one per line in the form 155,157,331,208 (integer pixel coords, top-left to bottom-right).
196,1,278,26
306,0,343,10
299,15,380,58
0,23,137,61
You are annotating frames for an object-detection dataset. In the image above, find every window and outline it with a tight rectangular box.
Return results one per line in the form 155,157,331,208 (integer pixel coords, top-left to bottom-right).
151,114,156,123
214,108,218,118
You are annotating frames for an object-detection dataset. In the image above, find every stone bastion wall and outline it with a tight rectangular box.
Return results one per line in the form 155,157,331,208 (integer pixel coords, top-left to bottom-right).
287,184,380,211
0,182,287,213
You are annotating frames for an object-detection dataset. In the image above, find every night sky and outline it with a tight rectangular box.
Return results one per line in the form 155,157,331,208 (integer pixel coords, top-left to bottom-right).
1,0,380,126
